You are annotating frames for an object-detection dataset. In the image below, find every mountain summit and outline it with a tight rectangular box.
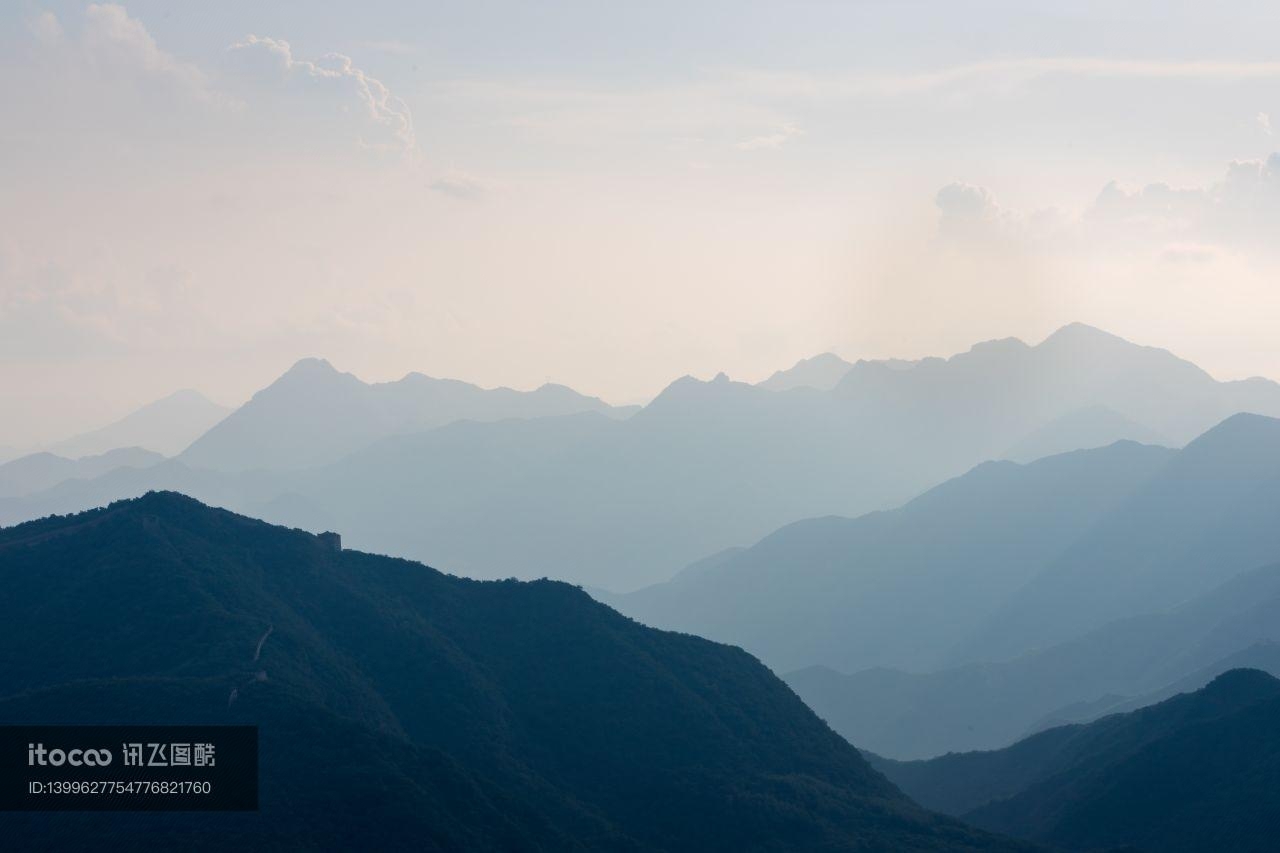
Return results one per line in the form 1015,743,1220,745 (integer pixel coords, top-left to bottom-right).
179,360,624,472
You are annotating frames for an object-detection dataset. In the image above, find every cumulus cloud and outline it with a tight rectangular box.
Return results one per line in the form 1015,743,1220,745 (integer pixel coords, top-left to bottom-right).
16,5,220,110
1089,154,1280,249
1259,112,1273,136
939,153,1280,257
932,182,1040,244
936,182,1000,221
81,3,216,101
14,6,416,157
227,35,416,153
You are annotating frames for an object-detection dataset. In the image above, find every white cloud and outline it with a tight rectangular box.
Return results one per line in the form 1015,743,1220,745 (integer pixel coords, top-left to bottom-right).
933,182,1038,244
227,34,416,153
11,7,417,157
936,182,1000,221
81,3,215,102
1088,155,1280,249
1258,112,1273,136
938,153,1280,256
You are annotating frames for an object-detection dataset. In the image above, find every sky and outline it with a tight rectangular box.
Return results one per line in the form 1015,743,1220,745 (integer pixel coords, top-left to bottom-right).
3,1,1280,448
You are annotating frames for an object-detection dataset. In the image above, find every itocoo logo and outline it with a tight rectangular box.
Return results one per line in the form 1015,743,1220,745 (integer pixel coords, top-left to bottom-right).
27,743,113,767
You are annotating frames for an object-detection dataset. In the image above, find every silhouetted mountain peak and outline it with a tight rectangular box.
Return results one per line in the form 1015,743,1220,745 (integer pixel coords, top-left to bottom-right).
286,356,336,373
642,372,759,415
1036,322,1215,382
395,370,443,384
532,382,609,408
1174,412,1280,467
1038,322,1128,349
279,357,345,382
121,489,198,514
759,352,855,391
44,389,231,460
1185,411,1280,446
257,358,367,400
963,336,1031,360
800,352,845,368
181,357,626,472
1199,667,1280,702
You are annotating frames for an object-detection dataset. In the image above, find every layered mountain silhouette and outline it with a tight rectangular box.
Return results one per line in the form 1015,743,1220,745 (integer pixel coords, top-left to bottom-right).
48,389,230,459
999,404,1165,463
785,556,1280,758
831,322,1280,455
1028,640,1280,731
955,411,1280,662
0,446,162,499
5,325,1280,591
610,413,1280,679
179,358,629,472
0,493,1023,852
607,439,1174,674
871,669,1280,852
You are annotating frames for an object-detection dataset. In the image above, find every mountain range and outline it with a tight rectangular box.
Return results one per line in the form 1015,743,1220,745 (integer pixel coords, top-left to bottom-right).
179,358,632,472
606,438,1174,675
47,389,231,459
870,669,1280,852
758,352,857,391
955,411,1280,662
0,446,163,499
785,551,1280,758
5,325,1279,593
0,492,1024,852
609,413,1280,676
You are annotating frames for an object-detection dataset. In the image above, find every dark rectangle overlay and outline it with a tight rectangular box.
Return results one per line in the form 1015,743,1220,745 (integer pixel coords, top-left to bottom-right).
0,725,257,811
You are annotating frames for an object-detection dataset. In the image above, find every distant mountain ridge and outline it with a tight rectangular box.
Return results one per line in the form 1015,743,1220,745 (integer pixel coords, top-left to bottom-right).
6,324,1280,591
48,389,230,458
871,669,1280,852
180,358,628,472
1000,403,1166,462
955,411,1280,663
610,412,1280,680
0,493,1024,852
606,438,1175,674
830,322,1280,459
784,555,1280,759
759,352,857,391
0,446,163,499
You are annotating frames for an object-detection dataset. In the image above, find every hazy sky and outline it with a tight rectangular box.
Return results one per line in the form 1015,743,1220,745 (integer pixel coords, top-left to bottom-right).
4,1,1280,447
